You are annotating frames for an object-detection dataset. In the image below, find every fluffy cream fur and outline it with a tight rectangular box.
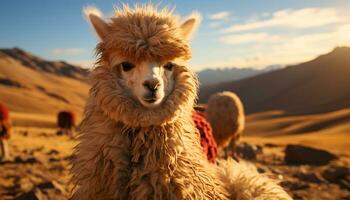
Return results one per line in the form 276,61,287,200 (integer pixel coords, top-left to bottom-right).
70,5,292,200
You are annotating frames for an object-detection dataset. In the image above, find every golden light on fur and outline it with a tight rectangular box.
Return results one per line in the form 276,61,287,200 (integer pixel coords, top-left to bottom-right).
84,4,200,64
70,4,292,200
83,6,108,39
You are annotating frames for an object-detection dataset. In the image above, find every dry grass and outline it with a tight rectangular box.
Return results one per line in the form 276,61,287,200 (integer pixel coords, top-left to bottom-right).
242,109,350,155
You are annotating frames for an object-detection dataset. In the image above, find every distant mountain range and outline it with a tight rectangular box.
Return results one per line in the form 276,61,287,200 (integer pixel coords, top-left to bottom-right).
200,47,350,115
197,65,281,86
2,46,350,116
0,48,89,114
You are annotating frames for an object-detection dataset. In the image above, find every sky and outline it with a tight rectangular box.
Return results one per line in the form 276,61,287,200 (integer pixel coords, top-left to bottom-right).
1,0,350,71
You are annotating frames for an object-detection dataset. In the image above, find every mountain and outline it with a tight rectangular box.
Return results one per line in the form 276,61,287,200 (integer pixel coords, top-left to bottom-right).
199,47,350,115
197,65,281,86
0,47,88,80
0,47,90,115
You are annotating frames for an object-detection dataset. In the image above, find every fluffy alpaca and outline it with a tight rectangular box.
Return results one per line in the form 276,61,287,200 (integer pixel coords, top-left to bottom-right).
57,110,76,137
206,91,245,157
70,5,291,200
0,103,11,160
0,103,10,122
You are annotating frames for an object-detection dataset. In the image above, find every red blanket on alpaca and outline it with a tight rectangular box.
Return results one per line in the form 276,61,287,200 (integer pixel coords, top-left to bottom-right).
192,110,217,163
0,103,9,121
0,103,11,139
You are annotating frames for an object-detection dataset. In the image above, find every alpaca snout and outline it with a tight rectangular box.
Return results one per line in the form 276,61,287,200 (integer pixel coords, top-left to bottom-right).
141,79,164,105
141,86,165,106
143,79,160,92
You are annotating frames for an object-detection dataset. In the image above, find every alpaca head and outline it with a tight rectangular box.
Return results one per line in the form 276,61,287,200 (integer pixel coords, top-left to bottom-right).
84,5,200,126
84,5,200,108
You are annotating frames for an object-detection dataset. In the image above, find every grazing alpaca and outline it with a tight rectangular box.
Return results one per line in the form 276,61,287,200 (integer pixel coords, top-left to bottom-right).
0,103,11,160
56,110,76,137
206,91,245,158
71,5,291,200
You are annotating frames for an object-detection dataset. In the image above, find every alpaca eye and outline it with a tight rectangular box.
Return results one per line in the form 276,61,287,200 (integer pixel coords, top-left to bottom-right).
164,62,174,71
121,62,135,72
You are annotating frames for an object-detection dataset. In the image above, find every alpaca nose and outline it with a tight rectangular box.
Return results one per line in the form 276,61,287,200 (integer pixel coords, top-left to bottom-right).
143,79,160,92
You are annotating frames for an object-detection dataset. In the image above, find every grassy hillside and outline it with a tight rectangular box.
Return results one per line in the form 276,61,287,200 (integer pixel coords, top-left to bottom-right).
0,48,89,115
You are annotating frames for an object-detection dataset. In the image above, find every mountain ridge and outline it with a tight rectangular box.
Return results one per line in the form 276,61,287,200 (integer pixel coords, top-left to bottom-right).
0,47,89,115
0,47,88,81
199,46,350,115
197,65,281,86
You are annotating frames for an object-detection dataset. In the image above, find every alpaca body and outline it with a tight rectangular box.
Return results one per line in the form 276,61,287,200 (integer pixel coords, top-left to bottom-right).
72,96,230,200
57,111,76,137
71,5,291,200
207,91,245,149
0,103,11,160
71,69,291,200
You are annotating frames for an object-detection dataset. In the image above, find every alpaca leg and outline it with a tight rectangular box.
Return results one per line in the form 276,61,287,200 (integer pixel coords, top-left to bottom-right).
0,140,4,161
64,128,68,136
224,146,229,159
223,140,239,161
0,139,9,161
217,158,292,200
66,128,73,138
230,141,239,162
56,129,63,136
69,127,76,138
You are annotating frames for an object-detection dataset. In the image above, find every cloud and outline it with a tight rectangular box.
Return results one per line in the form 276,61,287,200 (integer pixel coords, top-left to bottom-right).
49,48,86,56
198,22,350,69
208,11,230,20
70,60,94,68
201,7,350,69
223,7,342,33
220,33,281,44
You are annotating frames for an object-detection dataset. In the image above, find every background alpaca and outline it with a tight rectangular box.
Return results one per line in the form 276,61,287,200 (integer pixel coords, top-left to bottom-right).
56,110,76,137
71,5,291,200
0,103,11,160
206,91,245,158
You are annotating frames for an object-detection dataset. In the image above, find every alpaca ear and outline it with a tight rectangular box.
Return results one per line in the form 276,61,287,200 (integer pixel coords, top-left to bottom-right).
180,12,202,40
83,6,109,40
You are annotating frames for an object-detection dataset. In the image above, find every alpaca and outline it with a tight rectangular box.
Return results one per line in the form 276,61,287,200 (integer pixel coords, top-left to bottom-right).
57,110,76,137
70,5,291,200
206,91,245,158
0,103,11,160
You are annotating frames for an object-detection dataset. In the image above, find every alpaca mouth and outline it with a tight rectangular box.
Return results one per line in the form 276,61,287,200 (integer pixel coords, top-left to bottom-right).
142,92,161,104
143,98,157,103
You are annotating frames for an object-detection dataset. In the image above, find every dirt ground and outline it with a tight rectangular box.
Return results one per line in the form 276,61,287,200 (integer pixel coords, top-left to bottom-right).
0,112,349,199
